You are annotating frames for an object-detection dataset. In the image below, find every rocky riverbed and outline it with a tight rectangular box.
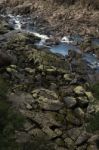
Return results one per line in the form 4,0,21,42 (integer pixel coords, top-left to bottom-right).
0,1,99,150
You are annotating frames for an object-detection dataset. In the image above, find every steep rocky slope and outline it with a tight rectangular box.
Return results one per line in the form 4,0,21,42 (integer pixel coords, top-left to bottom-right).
0,1,99,149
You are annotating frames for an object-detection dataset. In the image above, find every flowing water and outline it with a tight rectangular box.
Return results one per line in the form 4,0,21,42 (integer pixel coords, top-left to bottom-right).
1,14,99,71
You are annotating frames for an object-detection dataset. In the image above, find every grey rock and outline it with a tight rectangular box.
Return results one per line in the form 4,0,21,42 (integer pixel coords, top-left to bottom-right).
67,128,81,141
74,107,85,119
64,97,77,108
77,97,89,107
75,132,90,146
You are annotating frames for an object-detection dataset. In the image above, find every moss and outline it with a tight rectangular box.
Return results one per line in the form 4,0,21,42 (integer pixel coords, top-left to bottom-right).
86,111,99,133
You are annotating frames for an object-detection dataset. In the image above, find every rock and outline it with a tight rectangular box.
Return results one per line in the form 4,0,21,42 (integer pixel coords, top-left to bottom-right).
75,132,90,146
55,138,65,146
77,97,89,107
0,52,16,67
28,128,45,137
38,65,44,71
63,74,71,81
32,88,63,111
46,67,57,74
74,107,85,119
85,92,94,102
67,128,81,141
26,103,32,110
9,93,34,110
6,67,17,73
87,144,98,150
64,97,77,108
77,144,87,150
24,121,34,132
54,146,68,150
42,127,62,139
25,68,35,74
64,137,75,149
50,83,57,91
74,86,85,95
87,104,95,114
15,131,31,143
66,110,82,126
88,135,99,144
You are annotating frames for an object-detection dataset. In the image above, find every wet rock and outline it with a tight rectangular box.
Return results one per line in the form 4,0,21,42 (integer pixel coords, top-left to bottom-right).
74,86,85,95
64,97,77,108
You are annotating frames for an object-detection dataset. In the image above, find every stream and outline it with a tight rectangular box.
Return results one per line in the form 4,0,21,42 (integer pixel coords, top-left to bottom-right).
1,14,99,71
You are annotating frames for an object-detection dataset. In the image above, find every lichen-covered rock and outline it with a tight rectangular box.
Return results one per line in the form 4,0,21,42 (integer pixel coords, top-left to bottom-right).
74,86,85,95
64,137,75,149
85,92,94,102
63,74,72,81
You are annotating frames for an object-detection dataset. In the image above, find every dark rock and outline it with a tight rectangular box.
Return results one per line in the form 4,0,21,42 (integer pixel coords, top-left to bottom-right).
64,96,77,108
0,52,16,67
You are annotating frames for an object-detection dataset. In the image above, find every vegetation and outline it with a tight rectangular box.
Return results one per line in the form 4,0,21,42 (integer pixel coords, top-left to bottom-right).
0,77,25,150
86,111,99,133
0,77,54,150
2,0,99,10
90,83,99,100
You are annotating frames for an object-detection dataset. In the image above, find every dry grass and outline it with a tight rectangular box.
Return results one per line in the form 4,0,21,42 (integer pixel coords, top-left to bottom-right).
1,0,99,9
